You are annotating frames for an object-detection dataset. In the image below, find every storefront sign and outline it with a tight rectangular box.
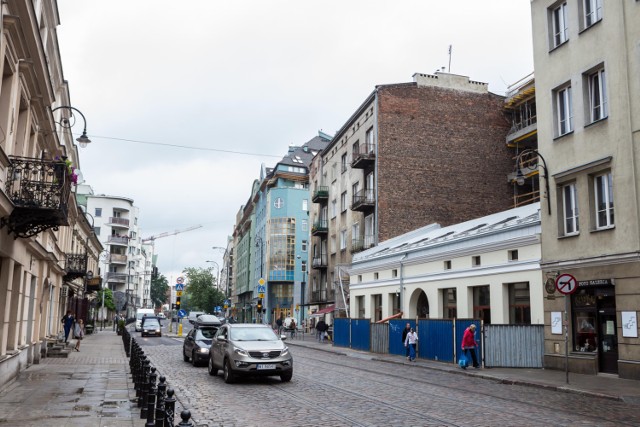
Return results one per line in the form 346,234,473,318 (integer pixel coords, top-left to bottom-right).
578,278,614,287
622,311,638,338
551,312,562,335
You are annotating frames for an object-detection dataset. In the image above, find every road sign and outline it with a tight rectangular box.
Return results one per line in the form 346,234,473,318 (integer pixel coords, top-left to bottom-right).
176,291,183,297
258,278,265,286
177,309,187,318
556,273,578,295
257,285,266,293
175,283,184,291
214,306,222,312
258,293,265,299
176,276,184,284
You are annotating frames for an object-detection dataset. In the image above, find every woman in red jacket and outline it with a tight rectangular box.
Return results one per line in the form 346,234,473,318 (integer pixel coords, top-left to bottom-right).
461,324,480,369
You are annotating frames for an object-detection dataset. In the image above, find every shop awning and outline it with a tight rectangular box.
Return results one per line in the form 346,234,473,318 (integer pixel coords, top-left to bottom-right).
310,305,335,316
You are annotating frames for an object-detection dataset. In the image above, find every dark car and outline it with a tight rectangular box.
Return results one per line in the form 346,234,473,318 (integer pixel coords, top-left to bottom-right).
208,323,293,383
183,315,222,367
141,318,162,337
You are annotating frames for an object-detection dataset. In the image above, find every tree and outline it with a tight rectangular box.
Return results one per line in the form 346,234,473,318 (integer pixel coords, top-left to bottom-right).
183,267,225,312
150,274,169,309
95,288,116,311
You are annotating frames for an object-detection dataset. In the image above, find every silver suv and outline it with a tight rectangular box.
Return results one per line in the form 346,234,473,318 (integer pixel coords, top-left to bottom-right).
208,323,293,383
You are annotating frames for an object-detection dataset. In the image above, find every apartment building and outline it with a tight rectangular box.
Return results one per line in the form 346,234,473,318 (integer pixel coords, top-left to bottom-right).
308,72,514,321
531,0,640,378
232,134,329,325
0,0,101,390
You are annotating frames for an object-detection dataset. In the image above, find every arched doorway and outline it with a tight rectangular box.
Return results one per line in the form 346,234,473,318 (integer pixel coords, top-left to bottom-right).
407,288,429,319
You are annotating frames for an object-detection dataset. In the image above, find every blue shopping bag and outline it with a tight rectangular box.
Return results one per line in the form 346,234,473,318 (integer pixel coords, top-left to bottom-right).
458,352,468,369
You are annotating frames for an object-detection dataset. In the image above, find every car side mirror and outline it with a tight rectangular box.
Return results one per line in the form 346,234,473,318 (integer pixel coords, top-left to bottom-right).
281,335,288,341
216,336,226,342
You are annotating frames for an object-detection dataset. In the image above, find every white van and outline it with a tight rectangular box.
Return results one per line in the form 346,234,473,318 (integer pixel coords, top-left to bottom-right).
188,311,206,324
135,308,155,331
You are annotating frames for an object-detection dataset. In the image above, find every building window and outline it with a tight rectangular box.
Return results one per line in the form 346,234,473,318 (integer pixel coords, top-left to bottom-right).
392,269,398,278
357,295,365,318
473,285,491,325
301,240,307,252
358,275,362,283
330,235,336,254
302,199,308,211
583,0,602,29
508,250,519,261
594,171,614,229
443,288,457,319
472,256,481,267
587,68,607,123
274,197,284,209
331,163,337,182
509,283,531,324
268,217,296,281
331,199,337,218
339,229,347,251
95,208,102,217
341,153,347,173
365,127,374,151
444,260,452,270
554,84,573,136
562,182,580,235
301,260,307,273
93,226,100,236
551,2,568,48
341,191,347,212
374,272,379,280
301,219,308,231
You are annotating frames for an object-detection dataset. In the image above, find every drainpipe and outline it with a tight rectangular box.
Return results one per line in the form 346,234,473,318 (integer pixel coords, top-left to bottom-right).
399,253,408,317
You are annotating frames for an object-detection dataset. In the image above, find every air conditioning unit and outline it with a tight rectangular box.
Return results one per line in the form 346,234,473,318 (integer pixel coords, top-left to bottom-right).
61,285,69,298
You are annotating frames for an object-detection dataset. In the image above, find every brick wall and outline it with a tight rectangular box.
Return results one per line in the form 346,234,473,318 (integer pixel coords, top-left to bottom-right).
376,84,513,242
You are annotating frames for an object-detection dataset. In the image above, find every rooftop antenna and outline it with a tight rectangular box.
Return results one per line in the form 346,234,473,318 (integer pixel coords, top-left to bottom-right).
448,45,452,73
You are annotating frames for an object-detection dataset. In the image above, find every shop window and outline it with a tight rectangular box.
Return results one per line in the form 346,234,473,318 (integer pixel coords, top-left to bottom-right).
572,291,597,352
508,282,531,324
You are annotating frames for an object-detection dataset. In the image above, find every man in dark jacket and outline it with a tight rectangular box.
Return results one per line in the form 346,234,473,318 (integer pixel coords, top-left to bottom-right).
401,323,411,360
316,319,327,342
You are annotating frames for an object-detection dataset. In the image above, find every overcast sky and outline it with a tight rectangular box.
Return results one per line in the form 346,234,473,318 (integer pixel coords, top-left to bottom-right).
56,0,534,284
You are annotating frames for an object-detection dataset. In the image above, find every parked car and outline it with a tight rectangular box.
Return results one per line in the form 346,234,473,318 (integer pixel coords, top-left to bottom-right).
183,315,222,367
188,311,206,324
208,323,293,383
141,318,162,337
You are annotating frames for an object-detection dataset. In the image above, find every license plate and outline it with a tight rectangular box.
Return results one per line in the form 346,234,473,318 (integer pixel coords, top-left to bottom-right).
257,364,276,370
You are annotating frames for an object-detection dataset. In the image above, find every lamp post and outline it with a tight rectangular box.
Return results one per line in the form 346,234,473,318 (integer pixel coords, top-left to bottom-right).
255,237,264,323
205,260,220,290
212,246,229,297
51,106,92,147
515,149,551,215
99,251,109,330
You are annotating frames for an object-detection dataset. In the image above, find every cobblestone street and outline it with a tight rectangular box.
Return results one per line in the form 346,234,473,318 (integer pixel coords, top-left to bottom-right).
141,340,640,427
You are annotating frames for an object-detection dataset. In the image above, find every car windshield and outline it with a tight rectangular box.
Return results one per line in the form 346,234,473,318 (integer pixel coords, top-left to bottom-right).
230,327,278,341
196,329,216,339
144,319,160,328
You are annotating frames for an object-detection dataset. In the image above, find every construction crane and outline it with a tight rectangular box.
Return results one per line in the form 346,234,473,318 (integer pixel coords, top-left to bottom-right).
141,225,203,244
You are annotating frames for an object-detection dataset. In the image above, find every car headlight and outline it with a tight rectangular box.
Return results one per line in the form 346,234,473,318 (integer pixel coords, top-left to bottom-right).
155,329,160,333
281,346,289,356
233,346,249,357
198,347,209,353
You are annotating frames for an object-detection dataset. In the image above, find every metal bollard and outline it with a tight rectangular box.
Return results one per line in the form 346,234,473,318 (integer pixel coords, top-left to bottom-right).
141,366,155,418
176,410,194,427
138,359,150,408
155,375,166,425
145,369,157,427
135,355,147,399
163,388,176,427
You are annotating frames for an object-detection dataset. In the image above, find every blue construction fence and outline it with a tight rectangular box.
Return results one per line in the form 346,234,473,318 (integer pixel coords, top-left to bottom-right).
333,318,544,368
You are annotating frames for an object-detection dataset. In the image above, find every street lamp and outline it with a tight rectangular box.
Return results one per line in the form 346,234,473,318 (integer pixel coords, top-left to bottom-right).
51,106,92,147
212,246,229,297
255,236,264,323
205,260,220,290
99,251,110,330
515,149,551,215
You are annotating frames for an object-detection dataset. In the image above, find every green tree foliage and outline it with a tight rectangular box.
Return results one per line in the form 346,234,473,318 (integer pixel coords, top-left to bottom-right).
95,288,116,311
150,274,169,309
183,267,225,312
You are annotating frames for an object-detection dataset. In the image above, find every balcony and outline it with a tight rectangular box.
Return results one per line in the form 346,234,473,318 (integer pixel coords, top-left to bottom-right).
312,186,329,203
351,189,375,212
86,277,102,293
106,272,128,283
351,143,375,169
351,235,375,254
311,220,328,236
1,156,72,238
310,289,334,303
64,253,88,281
108,235,129,245
109,253,128,264
108,217,130,228
312,254,328,269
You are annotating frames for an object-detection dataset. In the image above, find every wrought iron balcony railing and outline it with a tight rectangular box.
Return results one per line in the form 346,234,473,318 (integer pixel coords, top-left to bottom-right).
312,186,329,203
312,254,328,269
311,220,328,235
351,235,376,254
351,142,376,169
1,156,72,238
351,189,375,212
64,253,88,281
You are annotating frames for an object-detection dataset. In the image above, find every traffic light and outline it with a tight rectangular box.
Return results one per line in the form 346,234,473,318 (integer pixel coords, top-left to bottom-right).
176,297,181,310
257,298,262,311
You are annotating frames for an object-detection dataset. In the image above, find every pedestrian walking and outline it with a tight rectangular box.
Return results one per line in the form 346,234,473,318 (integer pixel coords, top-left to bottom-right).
404,327,418,361
276,316,283,335
61,310,75,343
461,324,480,369
74,319,85,351
316,319,328,342
401,323,411,360
289,319,296,339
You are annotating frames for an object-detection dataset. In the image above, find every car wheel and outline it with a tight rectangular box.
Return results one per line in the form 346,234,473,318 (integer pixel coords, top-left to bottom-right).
192,351,198,367
208,357,218,376
183,348,189,362
280,370,293,382
223,358,235,384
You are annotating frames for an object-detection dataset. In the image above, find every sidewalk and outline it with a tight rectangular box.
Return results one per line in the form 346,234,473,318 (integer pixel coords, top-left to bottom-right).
287,335,640,405
0,330,143,427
